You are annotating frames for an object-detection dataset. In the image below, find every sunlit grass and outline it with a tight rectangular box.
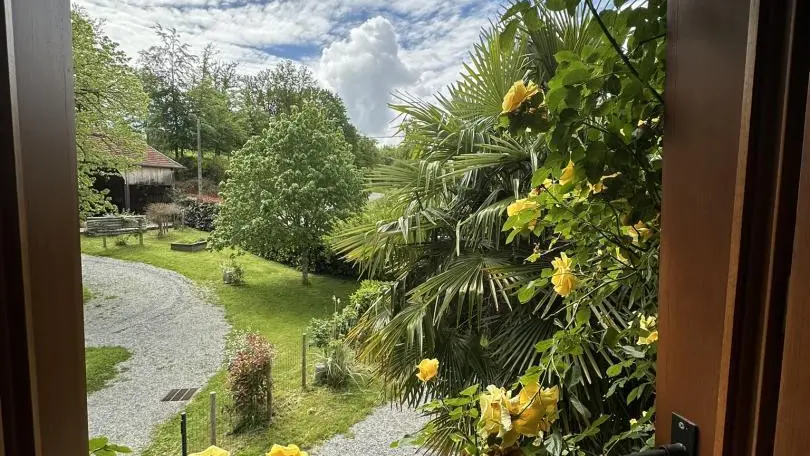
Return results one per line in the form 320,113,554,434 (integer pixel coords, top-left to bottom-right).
81,229,381,455
85,346,131,394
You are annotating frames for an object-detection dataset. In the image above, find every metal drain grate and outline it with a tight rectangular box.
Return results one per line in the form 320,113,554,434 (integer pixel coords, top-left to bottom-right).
161,388,198,402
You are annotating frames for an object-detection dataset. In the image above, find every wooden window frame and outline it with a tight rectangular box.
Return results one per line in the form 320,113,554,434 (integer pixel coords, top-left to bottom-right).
1,0,88,455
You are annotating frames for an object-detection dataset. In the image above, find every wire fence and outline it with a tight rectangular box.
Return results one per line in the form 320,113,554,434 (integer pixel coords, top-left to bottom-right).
178,332,321,456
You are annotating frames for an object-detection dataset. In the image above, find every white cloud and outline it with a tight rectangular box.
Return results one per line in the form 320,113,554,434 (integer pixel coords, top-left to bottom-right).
73,0,499,137
318,17,416,137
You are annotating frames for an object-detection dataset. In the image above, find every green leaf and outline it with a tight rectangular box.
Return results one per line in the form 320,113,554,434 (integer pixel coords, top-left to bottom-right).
571,396,592,420
606,364,623,377
501,0,530,21
545,432,565,456
562,64,592,85
518,285,536,303
545,86,568,111
521,6,541,31
554,50,580,64
546,0,567,11
602,327,620,348
500,20,519,54
535,339,555,353
605,74,622,95
459,384,480,397
89,437,108,451
107,445,132,453
575,307,591,325
390,440,400,448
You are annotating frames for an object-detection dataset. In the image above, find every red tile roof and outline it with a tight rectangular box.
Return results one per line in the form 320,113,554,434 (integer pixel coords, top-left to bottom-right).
140,146,184,169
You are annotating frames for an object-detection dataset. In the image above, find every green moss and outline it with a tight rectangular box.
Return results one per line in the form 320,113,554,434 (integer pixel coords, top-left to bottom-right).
81,229,381,455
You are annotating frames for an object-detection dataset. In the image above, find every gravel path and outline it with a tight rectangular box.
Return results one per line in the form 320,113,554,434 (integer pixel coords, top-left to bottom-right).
311,405,429,456
82,255,230,454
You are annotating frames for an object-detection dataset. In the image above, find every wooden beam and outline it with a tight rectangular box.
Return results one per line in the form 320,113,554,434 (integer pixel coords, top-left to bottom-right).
1,1,87,455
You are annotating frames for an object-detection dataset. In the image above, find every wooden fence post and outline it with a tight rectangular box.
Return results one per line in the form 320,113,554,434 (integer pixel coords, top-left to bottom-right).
302,333,307,390
209,392,217,446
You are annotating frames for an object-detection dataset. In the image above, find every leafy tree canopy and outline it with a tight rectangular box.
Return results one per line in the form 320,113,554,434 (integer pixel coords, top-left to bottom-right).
72,8,149,218
212,102,364,284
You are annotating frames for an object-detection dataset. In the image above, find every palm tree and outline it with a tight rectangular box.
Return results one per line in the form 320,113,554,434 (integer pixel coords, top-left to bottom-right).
330,0,661,453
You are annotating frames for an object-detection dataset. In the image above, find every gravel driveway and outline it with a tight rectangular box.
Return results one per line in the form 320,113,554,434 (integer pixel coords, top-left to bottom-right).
82,255,230,454
311,405,429,456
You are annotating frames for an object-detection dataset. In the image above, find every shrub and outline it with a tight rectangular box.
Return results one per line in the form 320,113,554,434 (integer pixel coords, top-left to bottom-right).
178,197,220,231
306,281,388,349
176,154,229,185
226,332,274,430
145,203,182,237
221,256,245,285
314,339,363,390
174,178,220,197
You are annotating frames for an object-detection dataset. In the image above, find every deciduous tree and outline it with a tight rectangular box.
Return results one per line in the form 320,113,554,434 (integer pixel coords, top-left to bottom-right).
213,102,363,284
72,8,149,217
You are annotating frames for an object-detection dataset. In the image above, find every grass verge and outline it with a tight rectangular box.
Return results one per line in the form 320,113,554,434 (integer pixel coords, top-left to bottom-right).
86,346,132,394
81,229,381,455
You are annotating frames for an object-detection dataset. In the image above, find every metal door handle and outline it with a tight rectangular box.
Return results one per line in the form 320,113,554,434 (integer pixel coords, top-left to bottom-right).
624,443,687,456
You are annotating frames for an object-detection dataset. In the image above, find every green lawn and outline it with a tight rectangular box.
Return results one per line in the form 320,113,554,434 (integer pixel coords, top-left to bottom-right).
86,346,132,393
81,229,381,455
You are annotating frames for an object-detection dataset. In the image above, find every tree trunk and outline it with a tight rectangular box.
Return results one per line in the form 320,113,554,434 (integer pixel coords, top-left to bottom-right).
301,248,310,286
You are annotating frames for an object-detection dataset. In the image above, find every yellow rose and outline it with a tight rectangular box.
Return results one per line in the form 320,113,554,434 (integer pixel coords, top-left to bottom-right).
551,253,577,297
267,444,308,456
479,385,512,438
416,358,439,382
587,181,605,194
542,178,554,189
509,384,559,437
559,160,575,185
637,315,658,345
190,446,230,456
628,221,653,243
502,80,540,114
506,198,539,217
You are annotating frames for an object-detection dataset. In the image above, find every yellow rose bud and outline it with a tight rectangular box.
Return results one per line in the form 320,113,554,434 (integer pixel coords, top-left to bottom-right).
416,358,439,382
267,444,308,456
559,160,575,185
502,80,540,114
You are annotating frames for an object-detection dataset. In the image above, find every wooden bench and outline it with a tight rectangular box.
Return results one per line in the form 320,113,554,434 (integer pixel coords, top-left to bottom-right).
85,215,145,247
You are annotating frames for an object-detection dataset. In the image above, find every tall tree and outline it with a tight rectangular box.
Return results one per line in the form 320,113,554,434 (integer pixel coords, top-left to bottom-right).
188,45,246,155
237,61,362,161
72,8,149,217
138,25,197,158
213,102,363,284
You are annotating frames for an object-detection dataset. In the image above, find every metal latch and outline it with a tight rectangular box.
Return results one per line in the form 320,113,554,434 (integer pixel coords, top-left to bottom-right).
623,413,697,456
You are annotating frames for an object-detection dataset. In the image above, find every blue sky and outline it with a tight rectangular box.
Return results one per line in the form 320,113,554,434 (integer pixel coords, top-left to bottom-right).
73,0,501,140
